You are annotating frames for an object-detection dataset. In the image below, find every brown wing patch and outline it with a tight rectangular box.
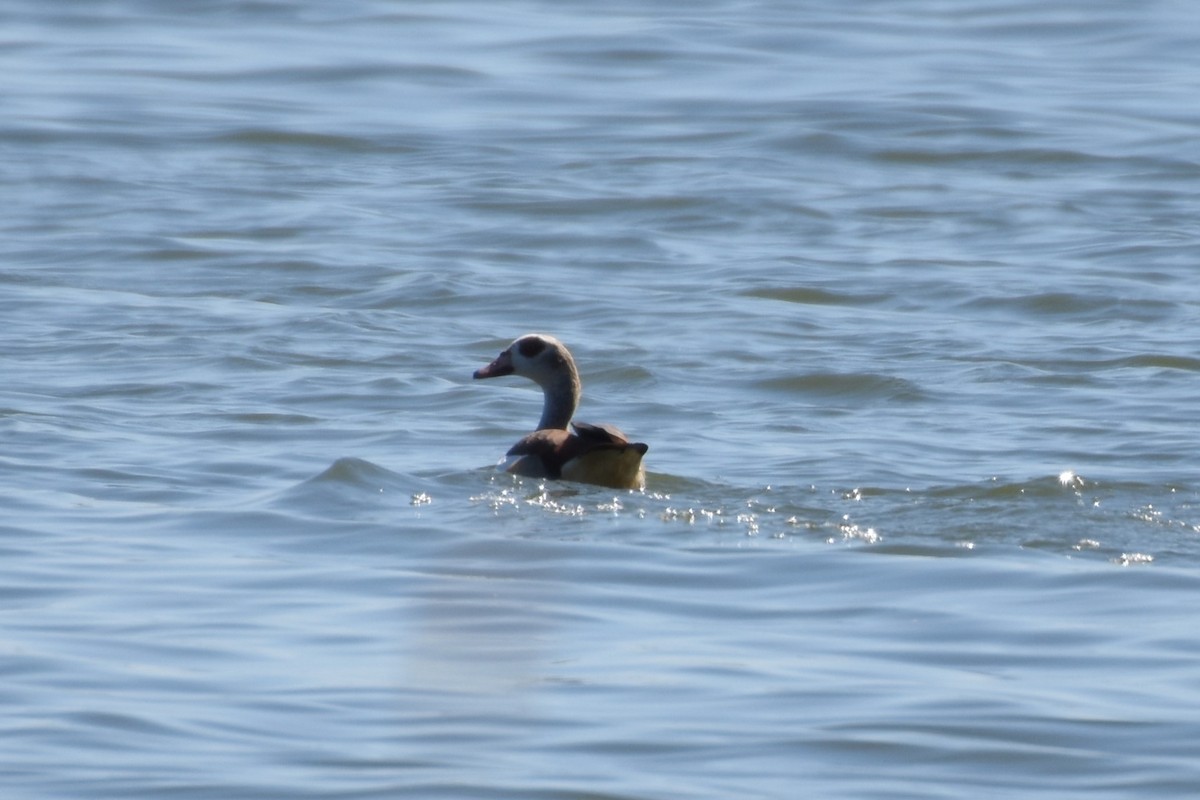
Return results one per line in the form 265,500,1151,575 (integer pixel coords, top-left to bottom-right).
503,423,647,489
506,429,572,478
570,420,630,446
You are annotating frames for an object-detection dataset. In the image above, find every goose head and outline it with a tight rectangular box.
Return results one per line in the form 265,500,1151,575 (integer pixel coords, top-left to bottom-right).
474,333,581,430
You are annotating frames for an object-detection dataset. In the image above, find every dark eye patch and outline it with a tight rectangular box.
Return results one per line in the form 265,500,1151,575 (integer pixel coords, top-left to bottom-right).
518,336,546,358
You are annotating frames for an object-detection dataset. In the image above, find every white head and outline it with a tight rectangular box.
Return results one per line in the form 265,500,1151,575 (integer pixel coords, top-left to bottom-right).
473,334,574,386
474,333,581,429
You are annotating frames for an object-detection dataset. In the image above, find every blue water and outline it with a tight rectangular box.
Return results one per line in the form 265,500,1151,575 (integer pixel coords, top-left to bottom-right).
4,1,1200,797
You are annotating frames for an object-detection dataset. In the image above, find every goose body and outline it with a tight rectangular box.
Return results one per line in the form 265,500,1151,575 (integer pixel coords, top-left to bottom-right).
474,334,647,490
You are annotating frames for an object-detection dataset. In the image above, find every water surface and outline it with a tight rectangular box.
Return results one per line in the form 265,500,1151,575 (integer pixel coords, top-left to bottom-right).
3,1,1200,797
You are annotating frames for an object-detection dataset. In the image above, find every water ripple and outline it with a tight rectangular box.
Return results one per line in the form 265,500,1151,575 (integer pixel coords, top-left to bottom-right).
6,0,1200,797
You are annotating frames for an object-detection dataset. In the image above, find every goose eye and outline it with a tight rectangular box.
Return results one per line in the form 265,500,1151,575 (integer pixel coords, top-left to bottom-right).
518,337,546,358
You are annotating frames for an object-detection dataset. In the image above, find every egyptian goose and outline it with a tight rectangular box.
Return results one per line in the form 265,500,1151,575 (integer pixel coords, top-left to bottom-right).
474,334,648,490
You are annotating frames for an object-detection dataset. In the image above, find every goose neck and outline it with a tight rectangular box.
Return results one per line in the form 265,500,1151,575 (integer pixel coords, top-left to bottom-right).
537,371,579,430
